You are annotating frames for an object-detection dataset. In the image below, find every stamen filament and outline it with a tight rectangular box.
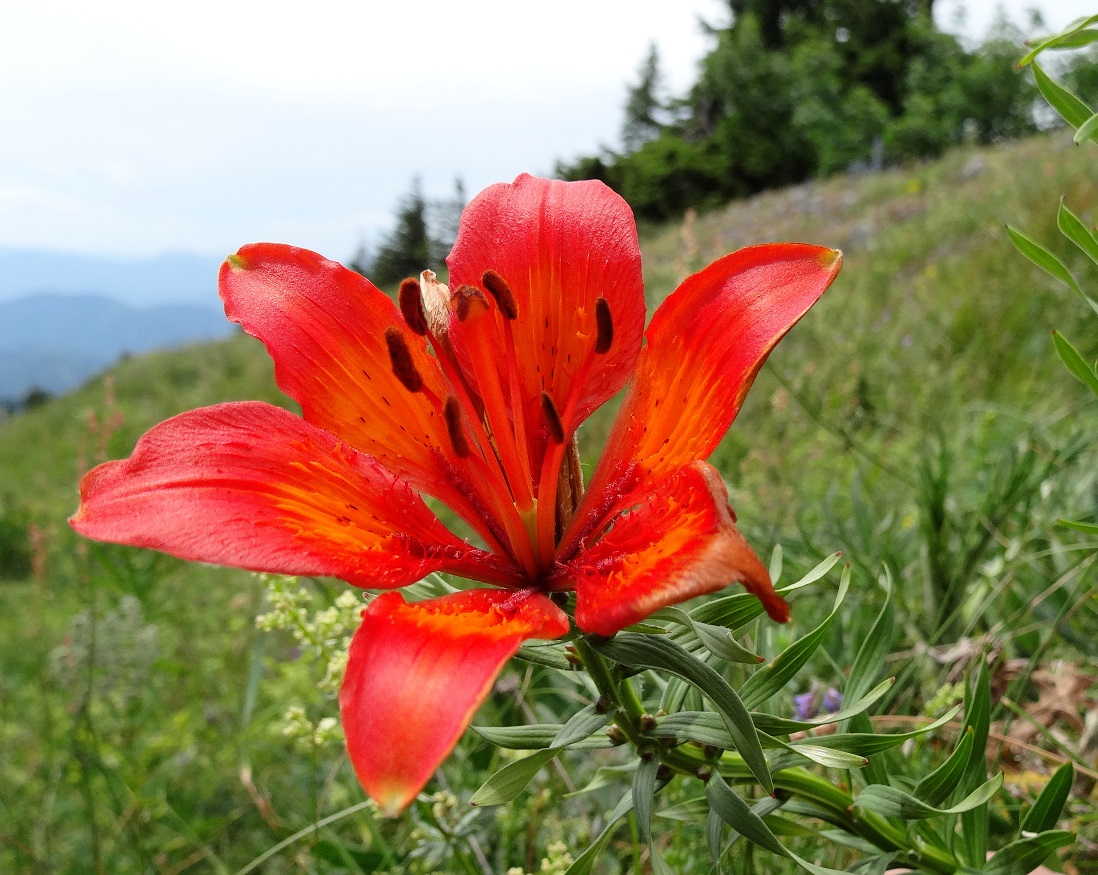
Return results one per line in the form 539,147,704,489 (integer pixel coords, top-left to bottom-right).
456,288,535,513
423,321,539,578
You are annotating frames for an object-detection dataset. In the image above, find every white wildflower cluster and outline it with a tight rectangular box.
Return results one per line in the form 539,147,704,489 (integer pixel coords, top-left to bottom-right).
505,841,574,875
281,704,343,749
254,574,364,694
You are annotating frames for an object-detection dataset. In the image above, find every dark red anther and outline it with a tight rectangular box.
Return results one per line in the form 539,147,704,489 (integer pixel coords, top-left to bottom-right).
453,284,489,321
595,297,613,354
482,270,518,320
384,327,423,393
540,392,565,444
398,278,428,336
443,396,471,458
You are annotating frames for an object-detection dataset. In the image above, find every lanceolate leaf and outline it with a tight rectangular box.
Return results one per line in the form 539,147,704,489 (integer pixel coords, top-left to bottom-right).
469,749,559,806
914,727,975,807
958,663,992,866
595,633,772,792
1006,225,1084,300
706,775,849,875
471,722,614,750
551,703,611,748
632,756,659,840
1016,15,1098,67
563,793,634,875
740,566,850,710
1059,518,1098,534
1020,762,1074,833
1052,332,1098,399
691,617,765,663
1056,199,1098,267
853,773,1004,820
844,579,893,713
1032,62,1095,133
979,831,1076,875
792,706,961,757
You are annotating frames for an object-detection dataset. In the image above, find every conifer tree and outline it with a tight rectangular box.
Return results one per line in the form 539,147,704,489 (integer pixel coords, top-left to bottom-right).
371,177,432,291
621,43,664,153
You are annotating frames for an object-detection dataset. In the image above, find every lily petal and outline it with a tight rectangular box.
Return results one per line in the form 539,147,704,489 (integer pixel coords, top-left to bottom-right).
565,244,841,555
70,402,521,588
340,588,569,815
447,174,645,440
558,462,786,637
220,244,496,540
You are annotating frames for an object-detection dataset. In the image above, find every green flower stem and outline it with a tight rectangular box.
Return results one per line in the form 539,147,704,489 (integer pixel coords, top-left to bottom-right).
575,635,958,874
717,758,956,873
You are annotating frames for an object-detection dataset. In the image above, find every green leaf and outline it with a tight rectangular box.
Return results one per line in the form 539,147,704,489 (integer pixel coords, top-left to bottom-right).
844,578,893,710
1032,62,1095,132
657,797,709,823
854,773,1003,820
594,633,772,793
471,722,613,751
563,793,633,875
740,566,849,710
469,749,558,806
979,831,1075,875
707,806,725,869
1059,518,1098,534
691,617,765,664
650,848,674,875
706,776,849,875
794,706,961,757
1006,225,1084,299
1021,763,1074,833
515,640,574,670
914,727,975,807
1017,15,1098,66
632,756,659,840
769,543,784,583
1056,199,1098,267
566,763,637,797
774,739,867,769
1052,332,1098,399
958,662,992,866
705,775,789,856
552,704,611,749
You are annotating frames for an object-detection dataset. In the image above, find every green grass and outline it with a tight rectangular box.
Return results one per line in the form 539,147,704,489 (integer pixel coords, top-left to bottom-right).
2,132,1097,873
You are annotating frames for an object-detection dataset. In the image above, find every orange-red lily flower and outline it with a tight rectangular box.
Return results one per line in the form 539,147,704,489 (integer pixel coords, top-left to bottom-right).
71,174,841,815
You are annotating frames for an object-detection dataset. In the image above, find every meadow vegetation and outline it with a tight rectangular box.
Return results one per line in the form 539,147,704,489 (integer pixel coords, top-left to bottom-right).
1,131,1097,873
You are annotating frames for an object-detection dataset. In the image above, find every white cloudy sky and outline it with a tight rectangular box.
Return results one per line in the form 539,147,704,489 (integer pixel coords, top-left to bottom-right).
0,0,1092,263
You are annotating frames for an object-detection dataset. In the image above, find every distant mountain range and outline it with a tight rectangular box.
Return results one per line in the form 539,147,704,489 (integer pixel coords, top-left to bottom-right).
0,247,237,405
0,247,224,307
0,293,234,404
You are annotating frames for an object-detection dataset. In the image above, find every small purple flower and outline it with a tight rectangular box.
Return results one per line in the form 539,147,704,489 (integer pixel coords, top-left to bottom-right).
793,690,819,721
823,687,842,713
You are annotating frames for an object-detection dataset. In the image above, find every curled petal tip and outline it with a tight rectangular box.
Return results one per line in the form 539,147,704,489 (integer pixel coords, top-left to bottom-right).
225,252,248,271
820,248,843,269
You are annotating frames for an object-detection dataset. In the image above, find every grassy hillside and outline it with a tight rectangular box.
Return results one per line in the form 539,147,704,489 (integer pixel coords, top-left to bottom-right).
2,133,1096,873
